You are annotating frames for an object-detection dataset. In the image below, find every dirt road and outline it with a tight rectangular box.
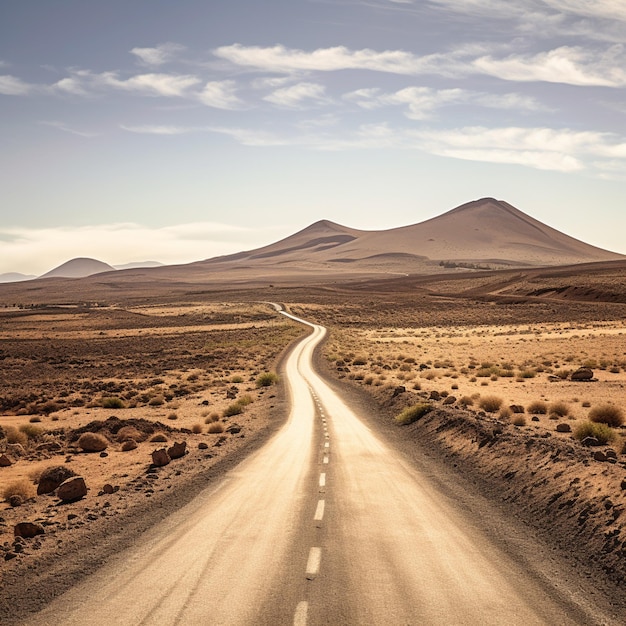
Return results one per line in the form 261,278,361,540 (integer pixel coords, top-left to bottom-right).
27,310,618,625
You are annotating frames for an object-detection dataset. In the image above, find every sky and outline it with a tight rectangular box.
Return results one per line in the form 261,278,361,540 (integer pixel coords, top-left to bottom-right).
1,0,626,276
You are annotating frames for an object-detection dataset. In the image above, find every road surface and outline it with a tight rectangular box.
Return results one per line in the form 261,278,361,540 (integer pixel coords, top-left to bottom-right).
29,308,616,625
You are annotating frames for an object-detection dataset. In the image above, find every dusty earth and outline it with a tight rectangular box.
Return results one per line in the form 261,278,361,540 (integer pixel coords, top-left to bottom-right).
2,264,626,621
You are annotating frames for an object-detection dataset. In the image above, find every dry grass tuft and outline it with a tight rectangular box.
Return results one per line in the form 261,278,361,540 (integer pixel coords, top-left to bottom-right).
78,432,109,452
478,395,503,413
574,421,616,445
588,404,624,428
191,423,203,434
395,403,432,425
207,421,225,434
527,400,548,415
3,478,35,502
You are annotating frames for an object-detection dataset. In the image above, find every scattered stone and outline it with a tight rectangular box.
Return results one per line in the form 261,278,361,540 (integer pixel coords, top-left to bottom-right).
57,476,88,502
198,442,209,450
392,386,406,398
531,416,540,422
571,367,594,381
151,448,171,467
4,551,17,561
510,405,525,414
226,425,241,435
581,436,600,447
36,441,62,452
0,454,12,467
8,495,24,508
606,449,618,460
556,423,572,433
14,522,44,539
620,479,626,491
429,391,441,401
77,432,108,453
120,439,138,452
99,451,108,458
594,451,607,462
102,484,116,494
226,386,238,399
37,465,78,495
167,441,186,460
443,396,456,405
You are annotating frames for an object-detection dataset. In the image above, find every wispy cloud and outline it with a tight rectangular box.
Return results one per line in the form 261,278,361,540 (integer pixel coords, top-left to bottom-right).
130,42,186,66
198,80,243,108
120,124,200,135
264,82,329,108
39,120,98,138
0,74,35,95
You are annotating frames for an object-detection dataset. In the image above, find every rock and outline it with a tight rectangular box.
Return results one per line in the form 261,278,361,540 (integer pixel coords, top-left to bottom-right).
443,396,456,405
77,432,108,452
8,495,24,507
6,443,26,457
531,416,540,422
0,454,12,467
606,449,618,460
556,423,572,433
37,465,77,495
594,451,607,462
510,405,525,414
581,436,600,447
102,483,116,494
226,386,238,399
120,439,138,452
36,441,62,452
198,442,208,450
14,522,44,539
429,391,441,401
4,551,17,561
392,386,406,398
571,367,594,381
57,476,87,502
621,479,626,491
151,448,171,467
226,425,241,435
167,441,186,460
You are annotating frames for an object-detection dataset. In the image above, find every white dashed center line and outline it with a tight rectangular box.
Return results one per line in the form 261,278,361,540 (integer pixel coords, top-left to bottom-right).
293,601,308,626
314,499,325,521
306,547,322,579
319,473,326,488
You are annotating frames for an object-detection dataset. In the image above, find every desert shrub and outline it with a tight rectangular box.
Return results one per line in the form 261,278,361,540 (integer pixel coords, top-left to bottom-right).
116,426,142,442
230,375,244,383
588,404,625,428
395,403,432,425
512,415,526,426
29,416,42,423
499,406,512,420
77,432,108,452
191,423,203,434
223,403,243,418
3,479,35,502
167,412,178,420
207,421,225,434
256,372,279,388
101,396,125,409
236,394,253,407
527,400,548,415
150,433,168,443
5,426,27,446
548,401,570,418
459,396,474,407
353,357,368,366
574,421,616,445
148,395,165,406
364,376,374,385
518,369,536,379
204,412,220,424
19,424,44,440
478,395,503,413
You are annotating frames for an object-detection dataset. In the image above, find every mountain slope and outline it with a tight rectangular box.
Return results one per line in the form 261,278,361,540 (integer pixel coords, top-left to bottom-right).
40,258,116,279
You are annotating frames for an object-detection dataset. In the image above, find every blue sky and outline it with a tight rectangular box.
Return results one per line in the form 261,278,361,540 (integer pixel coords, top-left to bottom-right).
1,0,626,275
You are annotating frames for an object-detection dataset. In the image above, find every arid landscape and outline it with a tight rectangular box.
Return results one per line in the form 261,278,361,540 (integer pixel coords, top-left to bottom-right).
2,199,626,623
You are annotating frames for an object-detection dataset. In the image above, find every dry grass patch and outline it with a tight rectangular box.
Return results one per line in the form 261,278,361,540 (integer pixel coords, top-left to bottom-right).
588,404,624,428
3,478,35,502
574,421,616,445
207,421,225,434
395,403,433,425
478,395,503,413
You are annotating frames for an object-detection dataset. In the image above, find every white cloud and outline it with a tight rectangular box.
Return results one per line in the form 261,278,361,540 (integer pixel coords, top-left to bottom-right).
130,42,185,66
120,124,197,135
52,76,90,96
474,45,626,87
198,80,243,109
0,222,276,276
264,82,329,108
39,121,98,138
94,71,201,96
0,74,34,95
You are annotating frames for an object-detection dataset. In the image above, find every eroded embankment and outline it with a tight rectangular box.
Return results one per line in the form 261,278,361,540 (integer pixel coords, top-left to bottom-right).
344,382,626,598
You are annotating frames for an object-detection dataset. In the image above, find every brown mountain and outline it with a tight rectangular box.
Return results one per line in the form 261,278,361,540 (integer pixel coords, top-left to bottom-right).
39,258,116,279
194,197,622,275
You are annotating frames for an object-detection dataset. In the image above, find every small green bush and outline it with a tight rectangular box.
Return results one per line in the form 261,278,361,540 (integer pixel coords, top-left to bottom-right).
223,403,243,417
574,421,616,445
256,372,279,388
548,401,570,418
101,396,125,409
588,404,624,428
395,403,432,425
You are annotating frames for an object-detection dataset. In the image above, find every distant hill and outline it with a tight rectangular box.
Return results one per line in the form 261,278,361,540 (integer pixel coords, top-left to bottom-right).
39,258,116,279
0,272,36,283
193,197,623,274
114,261,163,270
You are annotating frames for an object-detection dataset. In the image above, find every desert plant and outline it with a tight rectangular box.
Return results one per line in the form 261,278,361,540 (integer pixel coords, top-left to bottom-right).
148,395,165,406
29,415,42,423
223,403,243,418
207,421,225,434
512,415,526,427
5,426,28,446
230,375,244,383
548,401,570,418
150,433,168,443
77,432,108,452
459,396,474,407
574,421,616,445
527,400,548,415
256,372,279,388
499,406,512,420
19,423,44,440
395,403,432,425
167,412,178,420
191,423,203,434
478,395,503,413
204,412,221,424
3,478,35,502
588,404,625,428
237,394,254,407
101,396,125,409
116,426,142,443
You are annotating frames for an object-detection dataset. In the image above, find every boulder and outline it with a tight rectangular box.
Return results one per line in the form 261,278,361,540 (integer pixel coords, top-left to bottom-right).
0,454,12,467
57,476,87,502
37,465,77,495
120,439,138,452
556,423,572,433
167,441,186,460
14,522,44,539
151,448,171,467
571,367,594,381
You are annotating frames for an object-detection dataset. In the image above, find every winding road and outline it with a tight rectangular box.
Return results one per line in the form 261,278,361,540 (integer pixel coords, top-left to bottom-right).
29,307,616,625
